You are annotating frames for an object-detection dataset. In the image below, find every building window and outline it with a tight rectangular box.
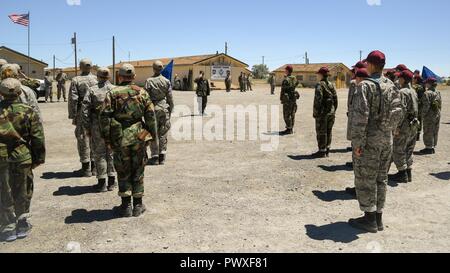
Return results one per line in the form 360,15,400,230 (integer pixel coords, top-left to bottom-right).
309,75,317,81
296,75,304,81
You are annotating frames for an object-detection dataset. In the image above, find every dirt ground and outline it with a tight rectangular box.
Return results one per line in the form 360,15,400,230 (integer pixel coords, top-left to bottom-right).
1,83,449,253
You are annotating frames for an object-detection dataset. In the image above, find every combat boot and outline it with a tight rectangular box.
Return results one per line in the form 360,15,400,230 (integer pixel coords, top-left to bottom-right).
107,176,117,191
406,169,412,183
148,156,160,166
113,197,132,218
311,151,327,158
376,213,384,231
93,178,107,193
419,148,434,155
279,129,293,136
348,212,378,233
1,230,17,242
91,161,97,177
326,148,330,157
74,162,91,177
133,198,146,217
345,187,357,198
159,154,166,165
389,170,408,183
16,219,32,239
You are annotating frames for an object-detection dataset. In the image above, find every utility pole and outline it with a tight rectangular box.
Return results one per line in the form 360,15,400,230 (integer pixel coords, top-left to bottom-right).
112,36,116,85
53,54,56,79
72,32,78,76
128,51,131,62
262,56,265,65
359,50,363,61
225,42,228,55
305,52,309,64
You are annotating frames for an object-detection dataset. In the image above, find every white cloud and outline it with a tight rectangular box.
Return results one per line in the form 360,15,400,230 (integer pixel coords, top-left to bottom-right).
67,0,81,6
367,0,381,6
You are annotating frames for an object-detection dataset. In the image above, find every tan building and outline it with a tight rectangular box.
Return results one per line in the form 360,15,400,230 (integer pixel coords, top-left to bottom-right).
0,46,48,79
272,63,352,89
109,53,249,90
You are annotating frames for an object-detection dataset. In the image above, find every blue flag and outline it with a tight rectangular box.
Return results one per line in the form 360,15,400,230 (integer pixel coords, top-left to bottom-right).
161,60,174,81
422,66,441,82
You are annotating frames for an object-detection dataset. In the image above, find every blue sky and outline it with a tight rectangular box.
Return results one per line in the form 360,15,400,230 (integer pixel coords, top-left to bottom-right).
1,0,449,75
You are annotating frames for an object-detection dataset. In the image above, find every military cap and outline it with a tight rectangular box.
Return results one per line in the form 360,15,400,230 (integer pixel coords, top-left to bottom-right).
398,70,414,81
1,63,19,78
413,74,423,82
153,60,164,71
395,64,409,72
97,67,110,78
414,70,421,75
317,67,330,75
80,58,93,68
355,68,369,78
352,61,367,69
425,77,437,84
0,78,22,98
0,59,7,67
285,65,293,73
119,63,135,77
365,50,386,65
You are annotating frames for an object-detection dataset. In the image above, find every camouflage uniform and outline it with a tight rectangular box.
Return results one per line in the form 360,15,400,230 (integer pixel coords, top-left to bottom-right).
238,74,245,92
247,75,253,91
413,84,425,137
44,74,53,102
351,73,403,213
314,79,338,152
225,74,232,93
0,78,46,240
56,72,67,102
347,80,357,141
392,87,419,171
280,75,299,132
269,74,276,95
68,72,98,164
144,74,174,158
421,87,441,149
100,83,157,200
195,76,210,115
81,80,116,180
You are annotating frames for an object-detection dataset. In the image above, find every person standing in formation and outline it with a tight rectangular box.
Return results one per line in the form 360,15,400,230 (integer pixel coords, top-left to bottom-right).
419,77,441,155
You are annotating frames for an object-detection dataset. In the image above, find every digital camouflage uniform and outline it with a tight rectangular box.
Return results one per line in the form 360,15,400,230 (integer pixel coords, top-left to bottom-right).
421,87,441,149
351,73,403,213
68,73,98,164
314,79,338,151
0,79,46,238
413,83,425,136
100,83,157,199
144,74,174,157
280,75,299,131
81,80,116,180
347,80,357,141
392,87,419,171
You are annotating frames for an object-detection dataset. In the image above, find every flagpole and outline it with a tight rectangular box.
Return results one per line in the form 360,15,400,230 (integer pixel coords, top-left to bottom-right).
27,11,30,77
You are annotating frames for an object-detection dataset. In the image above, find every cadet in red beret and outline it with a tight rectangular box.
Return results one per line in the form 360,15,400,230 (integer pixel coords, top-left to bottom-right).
389,69,420,183
349,50,404,233
395,64,409,72
279,65,299,135
355,68,369,84
312,66,338,158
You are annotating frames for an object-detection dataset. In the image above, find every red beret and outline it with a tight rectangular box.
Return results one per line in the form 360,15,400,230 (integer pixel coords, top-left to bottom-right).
395,64,409,71
285,65,293,73
426,77,437,84
317,67,330,75
355,68,369,78
399,70,414,81
365,50,386,65
352,61,367,69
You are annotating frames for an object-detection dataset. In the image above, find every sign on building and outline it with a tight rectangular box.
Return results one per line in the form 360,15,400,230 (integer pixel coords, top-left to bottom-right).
211,65,231,80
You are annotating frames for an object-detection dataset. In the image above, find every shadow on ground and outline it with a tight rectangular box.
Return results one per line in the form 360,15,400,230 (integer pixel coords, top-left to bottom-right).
305,222,365,244
65,209,116,224
288,155,316,161
430,172,450,181
329,148,351,154
313,190,356,202
53,186,98,196
41,172,82,180
318,164,352,172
